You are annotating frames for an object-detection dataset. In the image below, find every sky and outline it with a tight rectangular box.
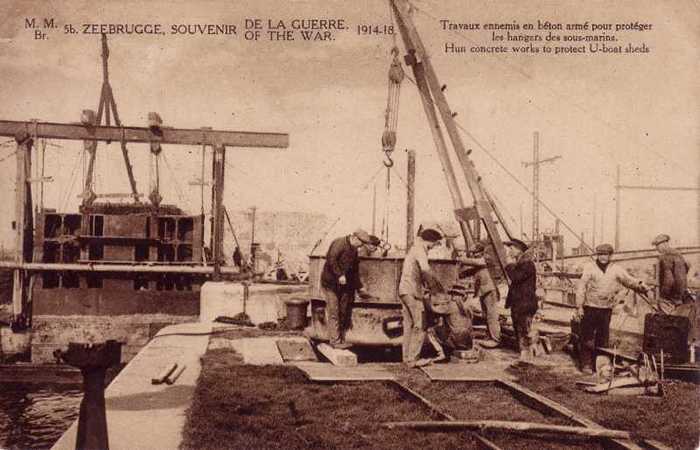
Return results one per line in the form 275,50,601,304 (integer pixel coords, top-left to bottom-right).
0,0,698,253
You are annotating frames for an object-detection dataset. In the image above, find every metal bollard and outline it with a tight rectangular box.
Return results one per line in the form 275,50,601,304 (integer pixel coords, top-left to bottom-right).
55,340,122,450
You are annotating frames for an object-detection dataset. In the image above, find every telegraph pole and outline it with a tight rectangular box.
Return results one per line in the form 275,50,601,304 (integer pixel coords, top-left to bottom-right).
522,131,560,243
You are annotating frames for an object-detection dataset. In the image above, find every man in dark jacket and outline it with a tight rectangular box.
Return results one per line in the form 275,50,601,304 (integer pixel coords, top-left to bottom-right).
652,234,690,305
504,239,538,363
321,229,371,348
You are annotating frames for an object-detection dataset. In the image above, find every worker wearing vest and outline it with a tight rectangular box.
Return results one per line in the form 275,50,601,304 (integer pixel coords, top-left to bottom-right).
576,243,649,374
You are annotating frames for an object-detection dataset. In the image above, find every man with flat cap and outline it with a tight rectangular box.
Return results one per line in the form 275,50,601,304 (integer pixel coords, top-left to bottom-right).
576,243,649,374
321,229,371,349
652,234,690,306
398,227,444,364
503,238,538,363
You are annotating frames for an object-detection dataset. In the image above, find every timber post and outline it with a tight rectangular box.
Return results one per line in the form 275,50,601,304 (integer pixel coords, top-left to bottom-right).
211,144,226,280
406,149,416,249
12,131,33,329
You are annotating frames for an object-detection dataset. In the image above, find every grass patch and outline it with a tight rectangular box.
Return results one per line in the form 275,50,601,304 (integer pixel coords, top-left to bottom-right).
182,348,482,449
512,364,700,449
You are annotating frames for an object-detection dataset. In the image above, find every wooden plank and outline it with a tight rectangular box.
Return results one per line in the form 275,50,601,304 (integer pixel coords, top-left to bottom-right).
316,343,358,367
276,339,317,362
0,119,289,148
421,363,516,382
382,420,631,439
294,362,394,381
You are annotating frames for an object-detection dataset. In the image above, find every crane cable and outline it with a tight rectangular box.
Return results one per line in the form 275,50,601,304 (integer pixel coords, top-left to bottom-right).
379,45,405,243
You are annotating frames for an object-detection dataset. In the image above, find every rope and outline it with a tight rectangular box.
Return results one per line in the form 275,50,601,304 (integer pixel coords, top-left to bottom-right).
60,150,83,212
161,152,186,204
0,150,17,163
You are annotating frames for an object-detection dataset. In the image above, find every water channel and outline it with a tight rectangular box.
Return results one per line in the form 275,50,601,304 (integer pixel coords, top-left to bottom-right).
0,382,81,449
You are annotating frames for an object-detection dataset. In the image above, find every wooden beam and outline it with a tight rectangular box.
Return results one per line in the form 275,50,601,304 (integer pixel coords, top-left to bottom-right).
382,420,632,440
497,380,647,450
0,119,289,148
389,381,503,450
0,261,240,274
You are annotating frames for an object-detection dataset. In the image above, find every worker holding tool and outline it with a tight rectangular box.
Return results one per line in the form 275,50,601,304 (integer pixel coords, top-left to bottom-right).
503,239,538,363
576,243,650,374
321,229,373,349
652,234,691,307
398,227,444,365
460,242,501,348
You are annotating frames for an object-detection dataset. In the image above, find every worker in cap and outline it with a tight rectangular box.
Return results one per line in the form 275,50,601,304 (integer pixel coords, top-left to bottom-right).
576,243,649,375
503,239,538,363
460,241,501,348
358,235,383,257
651,234,690,307
320,228,371,349
398,227,444,365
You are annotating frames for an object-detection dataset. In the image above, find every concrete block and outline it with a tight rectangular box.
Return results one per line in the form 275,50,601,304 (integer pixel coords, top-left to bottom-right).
200,281,307,324
316,343,358,366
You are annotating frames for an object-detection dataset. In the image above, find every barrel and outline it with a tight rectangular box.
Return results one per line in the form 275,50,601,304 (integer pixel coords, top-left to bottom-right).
285,298,310,330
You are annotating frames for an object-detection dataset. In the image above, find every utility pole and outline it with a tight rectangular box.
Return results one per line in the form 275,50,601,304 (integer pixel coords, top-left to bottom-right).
371,183,377,236
615,165,621,249
522,131,560,243
614,165,700,250
249,206,257,273
592,194,597,249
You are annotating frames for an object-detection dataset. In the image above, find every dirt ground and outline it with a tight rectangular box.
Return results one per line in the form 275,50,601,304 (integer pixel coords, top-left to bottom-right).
182,330,700,449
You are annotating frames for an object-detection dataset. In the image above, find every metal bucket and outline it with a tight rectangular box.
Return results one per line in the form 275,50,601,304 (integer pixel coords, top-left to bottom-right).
285,298,309,330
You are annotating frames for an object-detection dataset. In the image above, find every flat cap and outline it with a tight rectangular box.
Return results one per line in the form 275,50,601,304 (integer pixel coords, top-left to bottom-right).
420,228,443,242
368,235,381,246
353,229,371,244
595,243,614,254
651,234,670,246
504,238,528,252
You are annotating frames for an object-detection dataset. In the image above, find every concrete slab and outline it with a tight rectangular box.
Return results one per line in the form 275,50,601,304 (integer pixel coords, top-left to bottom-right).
52,322,212,450
200,281,307,324
294,362,396,381
421,361,516,381
228,337,284,365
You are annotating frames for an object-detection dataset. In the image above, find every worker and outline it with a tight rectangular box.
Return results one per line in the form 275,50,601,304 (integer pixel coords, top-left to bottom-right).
652,234,690,306
398,228,444,365
576,243,649,374
503,239,538,363
358,235,382,257
233,246,243,269
425,288,474,363
320,229,372,349
460,242,500,348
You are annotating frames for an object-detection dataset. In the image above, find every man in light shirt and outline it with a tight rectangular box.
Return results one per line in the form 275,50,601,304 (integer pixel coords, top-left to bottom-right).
576,243,650,374
398,228,444,364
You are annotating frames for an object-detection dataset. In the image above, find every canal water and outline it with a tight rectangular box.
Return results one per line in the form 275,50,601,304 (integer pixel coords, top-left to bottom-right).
0,382,81,449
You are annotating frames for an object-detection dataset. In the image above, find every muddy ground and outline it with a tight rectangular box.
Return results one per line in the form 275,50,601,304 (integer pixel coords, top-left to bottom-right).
181,329,700,450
